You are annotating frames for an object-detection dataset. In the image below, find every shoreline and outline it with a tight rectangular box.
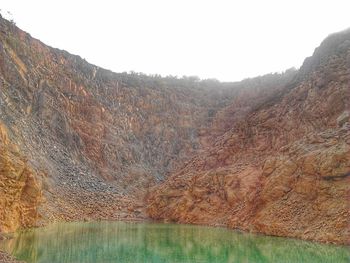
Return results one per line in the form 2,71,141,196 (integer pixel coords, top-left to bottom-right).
1,219,348,263
0,250,24,263
2,218,349,246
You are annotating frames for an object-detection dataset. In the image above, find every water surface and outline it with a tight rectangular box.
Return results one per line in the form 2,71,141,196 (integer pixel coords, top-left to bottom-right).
0,221,349,263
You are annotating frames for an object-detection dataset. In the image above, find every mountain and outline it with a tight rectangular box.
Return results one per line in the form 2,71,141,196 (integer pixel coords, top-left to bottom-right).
0,16,349,244
0,16,237,229
0,16,290,229
146,29,350,244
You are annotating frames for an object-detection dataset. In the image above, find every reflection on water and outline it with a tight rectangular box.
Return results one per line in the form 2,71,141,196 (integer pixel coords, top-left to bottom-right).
0,222,349,263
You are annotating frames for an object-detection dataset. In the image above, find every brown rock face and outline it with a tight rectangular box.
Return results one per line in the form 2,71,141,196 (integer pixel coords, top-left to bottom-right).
0,122,42,232
0,17,238,223
0,250,24,263
0,16,298,225
147,30,350,244
1,15,349,245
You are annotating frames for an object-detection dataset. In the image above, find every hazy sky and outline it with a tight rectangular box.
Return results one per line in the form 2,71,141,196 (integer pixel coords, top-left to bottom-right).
1,0,349,81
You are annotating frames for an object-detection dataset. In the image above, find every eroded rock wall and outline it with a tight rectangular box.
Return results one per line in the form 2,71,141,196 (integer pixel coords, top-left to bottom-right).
0,122,42,232
146,30,350,244
0,17,235,223
1,16,349,244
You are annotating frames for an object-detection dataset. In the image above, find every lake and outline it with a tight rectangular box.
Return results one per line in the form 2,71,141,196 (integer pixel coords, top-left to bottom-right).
0,221,349,263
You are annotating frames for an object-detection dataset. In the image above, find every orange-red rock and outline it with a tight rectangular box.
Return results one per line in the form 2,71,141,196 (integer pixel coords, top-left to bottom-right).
147,30,350,244
0,122,42,232
0,16,349,245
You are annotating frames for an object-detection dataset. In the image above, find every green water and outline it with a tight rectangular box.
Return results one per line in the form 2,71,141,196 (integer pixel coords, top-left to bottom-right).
0,222,349,263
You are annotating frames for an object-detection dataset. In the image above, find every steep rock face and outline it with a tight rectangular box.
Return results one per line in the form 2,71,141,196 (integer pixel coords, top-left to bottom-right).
147,30,350,244
0,16,300,225
0,122,42,232
0,16,215,190
1,15,349,245
0,17,236,223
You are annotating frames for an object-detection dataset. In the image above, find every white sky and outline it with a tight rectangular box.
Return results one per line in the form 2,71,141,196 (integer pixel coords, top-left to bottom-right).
1,0,349,81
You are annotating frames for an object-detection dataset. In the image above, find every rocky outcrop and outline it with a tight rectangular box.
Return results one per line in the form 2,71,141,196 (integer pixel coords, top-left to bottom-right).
147,29,350,244
0,122,42,233
0,250,24,263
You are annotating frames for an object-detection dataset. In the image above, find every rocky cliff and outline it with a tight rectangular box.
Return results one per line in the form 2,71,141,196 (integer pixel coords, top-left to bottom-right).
0,16,237,226
0,121,42,232
0,16,349,244
147,30,350,244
